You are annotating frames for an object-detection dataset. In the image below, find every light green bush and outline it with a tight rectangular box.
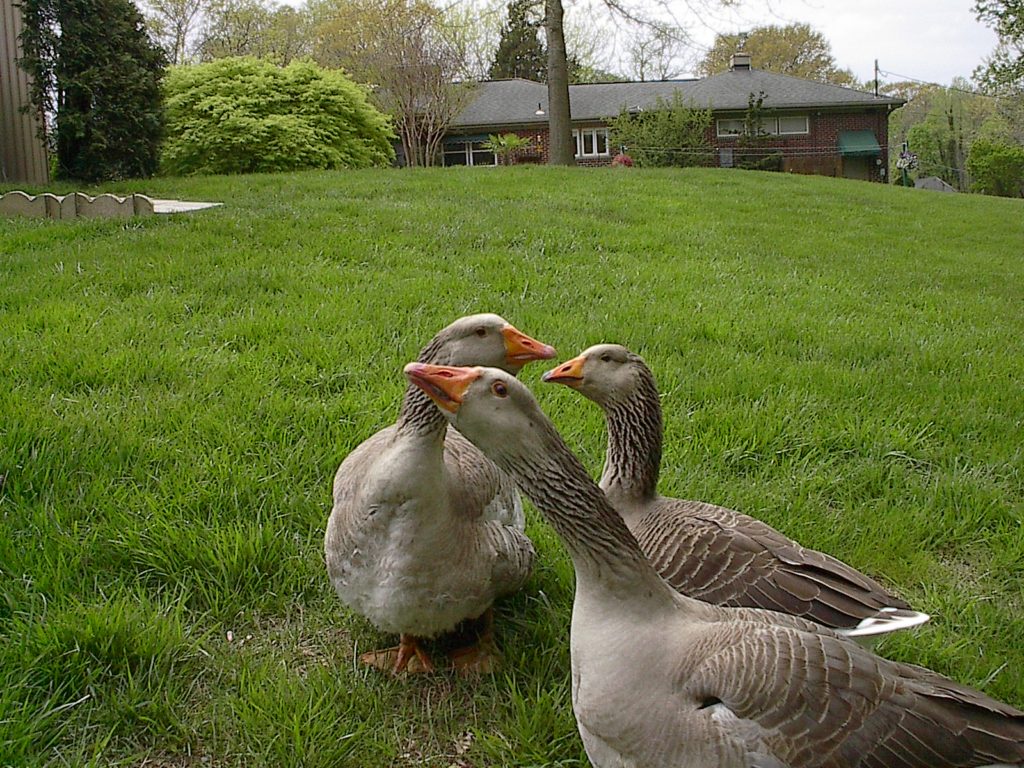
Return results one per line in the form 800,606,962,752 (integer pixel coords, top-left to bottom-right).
608,93,713,168
161,57,395,175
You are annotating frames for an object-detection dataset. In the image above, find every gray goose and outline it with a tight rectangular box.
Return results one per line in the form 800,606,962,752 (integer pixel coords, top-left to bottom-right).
543,343,928,638
324,314,555,674
405,362,1024,768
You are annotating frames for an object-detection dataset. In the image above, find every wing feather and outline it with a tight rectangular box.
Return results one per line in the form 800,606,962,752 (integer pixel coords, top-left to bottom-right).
629,498,911,630
683,621,1024,768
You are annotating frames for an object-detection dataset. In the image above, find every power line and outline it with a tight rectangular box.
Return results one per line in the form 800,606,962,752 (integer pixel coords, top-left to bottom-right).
876,67,1001,101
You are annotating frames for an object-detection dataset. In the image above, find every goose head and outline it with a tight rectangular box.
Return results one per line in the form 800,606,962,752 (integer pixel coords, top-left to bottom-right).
403,363,548,455
424,314,556,373
541,343,644,407
405,362,664,581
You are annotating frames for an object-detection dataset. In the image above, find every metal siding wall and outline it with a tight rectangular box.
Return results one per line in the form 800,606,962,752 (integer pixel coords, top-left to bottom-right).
1,0,49,185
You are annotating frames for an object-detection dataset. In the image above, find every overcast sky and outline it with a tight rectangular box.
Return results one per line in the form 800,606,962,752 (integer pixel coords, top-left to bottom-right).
279,0,999,87
664,0,998,86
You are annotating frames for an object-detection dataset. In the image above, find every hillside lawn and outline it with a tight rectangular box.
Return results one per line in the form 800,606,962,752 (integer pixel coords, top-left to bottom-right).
1,166,1022,767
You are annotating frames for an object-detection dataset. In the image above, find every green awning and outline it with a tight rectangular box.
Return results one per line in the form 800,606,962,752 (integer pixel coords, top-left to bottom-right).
838,130,881,157
444,134,490,145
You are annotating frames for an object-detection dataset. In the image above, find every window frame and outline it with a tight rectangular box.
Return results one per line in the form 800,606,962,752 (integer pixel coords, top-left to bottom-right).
442,140,496,167
716,115,810,139
715,118,745,138
776,115,809,135
573,127,611,158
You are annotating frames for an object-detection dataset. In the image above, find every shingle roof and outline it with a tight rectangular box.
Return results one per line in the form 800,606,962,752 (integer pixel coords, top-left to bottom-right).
450,70,904,129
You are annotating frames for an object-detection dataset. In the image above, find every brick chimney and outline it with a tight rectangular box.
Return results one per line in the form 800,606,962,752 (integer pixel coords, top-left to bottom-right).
729,51,752,71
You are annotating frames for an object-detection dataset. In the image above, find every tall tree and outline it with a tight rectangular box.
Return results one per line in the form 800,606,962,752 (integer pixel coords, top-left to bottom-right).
197,0,311,63
697,23,857,87
545,0,574,164
974,0,1024,92
19,0,166,180
542,0,728,165
440,0,504,81
490,0,546,80
891,80,996,190
563,11,616,82
311,0,470,166
626,24,687,81
142,0,204,64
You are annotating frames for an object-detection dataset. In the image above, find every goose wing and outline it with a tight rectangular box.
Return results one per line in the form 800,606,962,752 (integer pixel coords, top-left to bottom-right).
632,498,912,629
684,621,1024,768
444,425,524,529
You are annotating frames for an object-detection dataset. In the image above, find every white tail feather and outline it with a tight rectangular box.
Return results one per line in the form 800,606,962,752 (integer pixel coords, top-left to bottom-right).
838,607,931,639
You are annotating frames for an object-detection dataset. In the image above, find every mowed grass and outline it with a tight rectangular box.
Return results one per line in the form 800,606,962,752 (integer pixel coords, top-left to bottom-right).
1,166,1022,766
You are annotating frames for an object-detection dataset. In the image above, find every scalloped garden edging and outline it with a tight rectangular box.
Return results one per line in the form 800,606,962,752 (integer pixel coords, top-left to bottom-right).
0,191,222,219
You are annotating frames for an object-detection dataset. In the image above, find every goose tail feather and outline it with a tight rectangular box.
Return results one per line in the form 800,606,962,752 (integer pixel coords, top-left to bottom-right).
838,607,931,638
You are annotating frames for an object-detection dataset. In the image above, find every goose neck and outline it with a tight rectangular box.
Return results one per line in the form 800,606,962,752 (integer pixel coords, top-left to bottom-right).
397,385,448,437
507,422,669,595
600,377,662,501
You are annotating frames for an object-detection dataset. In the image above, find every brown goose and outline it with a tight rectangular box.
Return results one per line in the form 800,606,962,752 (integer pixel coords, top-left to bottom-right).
324,315,555,674
543,343,928,638
405,362,1024,768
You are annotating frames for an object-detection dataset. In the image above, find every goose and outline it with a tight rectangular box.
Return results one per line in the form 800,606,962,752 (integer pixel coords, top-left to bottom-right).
325,314,555,675
542,343,929,639
405,362,1024,768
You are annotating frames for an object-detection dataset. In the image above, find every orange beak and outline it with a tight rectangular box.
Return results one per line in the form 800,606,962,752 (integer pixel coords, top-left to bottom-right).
501,324,556,365
542,354,586,387
404,363,480,413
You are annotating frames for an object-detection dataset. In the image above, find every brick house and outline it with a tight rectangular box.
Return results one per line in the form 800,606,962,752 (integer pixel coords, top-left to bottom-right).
443,53,905,182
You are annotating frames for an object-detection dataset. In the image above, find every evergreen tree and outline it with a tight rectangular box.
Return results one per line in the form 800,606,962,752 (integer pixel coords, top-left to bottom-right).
19,0,166,181
489,0,546,81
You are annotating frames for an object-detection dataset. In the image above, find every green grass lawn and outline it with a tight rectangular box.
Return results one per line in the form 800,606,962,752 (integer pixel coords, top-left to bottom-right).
1,166,1022,766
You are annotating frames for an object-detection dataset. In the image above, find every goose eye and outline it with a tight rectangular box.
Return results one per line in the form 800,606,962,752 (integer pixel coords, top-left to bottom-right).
475,327,487,337
600,354,612,362
491,381,508,398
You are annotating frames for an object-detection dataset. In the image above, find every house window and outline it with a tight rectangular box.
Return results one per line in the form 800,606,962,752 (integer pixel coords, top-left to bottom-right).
777,116,809,135
443,144,469,166
470,141,496,166
573,128,610,158
716,115,809,138
442,140,496,167
716,119,745,137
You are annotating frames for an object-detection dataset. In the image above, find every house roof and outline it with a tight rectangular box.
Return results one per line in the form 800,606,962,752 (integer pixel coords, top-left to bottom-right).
450,69,905,130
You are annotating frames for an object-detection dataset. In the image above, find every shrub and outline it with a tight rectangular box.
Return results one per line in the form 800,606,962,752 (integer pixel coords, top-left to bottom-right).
967,139,1024,197
735,150,784,172
161,57,395,175
483,133,532,165
18,0,166,181
608,93,713,168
